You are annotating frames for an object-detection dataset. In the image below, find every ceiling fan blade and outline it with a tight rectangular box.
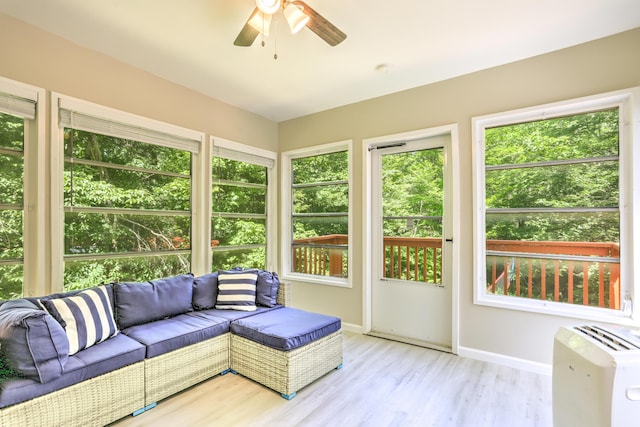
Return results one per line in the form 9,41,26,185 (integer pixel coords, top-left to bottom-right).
293,1,346,46
234,7,261,46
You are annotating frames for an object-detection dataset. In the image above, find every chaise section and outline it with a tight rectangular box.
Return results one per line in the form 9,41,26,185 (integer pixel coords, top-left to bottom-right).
230,307,343,399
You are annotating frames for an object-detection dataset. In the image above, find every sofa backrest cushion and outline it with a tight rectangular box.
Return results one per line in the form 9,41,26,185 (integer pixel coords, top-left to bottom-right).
41,285,118,356
0,299,69,383
193,272,219,310
256,270,280,308
215,270,258,312
115,273,194,328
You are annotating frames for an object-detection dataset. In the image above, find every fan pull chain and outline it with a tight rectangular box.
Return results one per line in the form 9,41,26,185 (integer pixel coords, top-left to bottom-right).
273,18,278,60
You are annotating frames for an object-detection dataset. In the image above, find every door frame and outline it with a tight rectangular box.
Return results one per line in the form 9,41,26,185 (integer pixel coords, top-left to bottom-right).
362,124,460,354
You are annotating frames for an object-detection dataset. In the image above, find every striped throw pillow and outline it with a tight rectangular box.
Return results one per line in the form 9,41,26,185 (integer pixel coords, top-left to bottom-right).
215,270,258,311
42,286,118,355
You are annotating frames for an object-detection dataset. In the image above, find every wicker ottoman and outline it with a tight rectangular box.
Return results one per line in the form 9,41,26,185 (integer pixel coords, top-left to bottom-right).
230,308,343,399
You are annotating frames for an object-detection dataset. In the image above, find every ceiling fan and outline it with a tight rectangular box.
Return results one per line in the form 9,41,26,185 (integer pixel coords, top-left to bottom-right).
234,0,346,47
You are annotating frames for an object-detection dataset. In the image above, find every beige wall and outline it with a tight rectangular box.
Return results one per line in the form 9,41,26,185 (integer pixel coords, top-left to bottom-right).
0,14,278,149
279,28,640,365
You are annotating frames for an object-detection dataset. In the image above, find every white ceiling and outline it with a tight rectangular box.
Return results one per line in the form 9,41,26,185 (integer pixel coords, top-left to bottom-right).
1,0,639,122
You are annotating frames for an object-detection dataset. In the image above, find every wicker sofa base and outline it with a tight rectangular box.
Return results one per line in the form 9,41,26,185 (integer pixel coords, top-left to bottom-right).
0,361,145,427
230,330,343,399
144,333,230,405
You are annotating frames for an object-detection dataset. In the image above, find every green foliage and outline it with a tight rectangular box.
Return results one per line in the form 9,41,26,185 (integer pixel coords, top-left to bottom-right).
382,149,444,238
0,113,25,299
0,352,20,384
211,157,268,270
61,129,192,290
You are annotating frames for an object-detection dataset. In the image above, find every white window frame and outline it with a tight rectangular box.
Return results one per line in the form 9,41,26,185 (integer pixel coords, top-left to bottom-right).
50,93,205,291
472,87,640,325
281,140,353,288
0,76,46,297
208,136,278,272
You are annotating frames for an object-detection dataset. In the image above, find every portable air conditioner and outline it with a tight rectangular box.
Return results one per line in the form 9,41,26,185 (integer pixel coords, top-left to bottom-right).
553,325,640,427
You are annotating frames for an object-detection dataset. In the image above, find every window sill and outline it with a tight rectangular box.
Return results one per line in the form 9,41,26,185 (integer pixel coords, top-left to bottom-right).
474,292,637,327
281,273,352,288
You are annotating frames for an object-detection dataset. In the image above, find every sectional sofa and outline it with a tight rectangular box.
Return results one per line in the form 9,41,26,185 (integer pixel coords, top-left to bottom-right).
0,270,343,426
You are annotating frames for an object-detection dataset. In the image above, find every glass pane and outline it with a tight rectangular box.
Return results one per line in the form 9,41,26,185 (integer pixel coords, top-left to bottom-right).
293,216,348,240
0,112,24,151
381,148,444,285
486,161,618,209
0,152,23,205
293,185,348,214
486,211,619,243
291,245,347,278
211,217,266,247
64,165,190,210
64,129,191,174
212,185,266,214
65,212,191,254
212,247,266,271
485,109,619,166
383,218,442,239
486,255,620,309
0,264,24,299
64,254,191,292
292,151,348,184
382,149,443,217
0,210,23,259
212,157,266,185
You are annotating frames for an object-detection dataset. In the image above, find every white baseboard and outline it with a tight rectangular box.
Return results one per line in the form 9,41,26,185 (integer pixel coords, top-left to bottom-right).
458,346,552,376
341,322,363,334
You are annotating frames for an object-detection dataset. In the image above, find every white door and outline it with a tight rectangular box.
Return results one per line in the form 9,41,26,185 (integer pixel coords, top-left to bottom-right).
370,134,453,351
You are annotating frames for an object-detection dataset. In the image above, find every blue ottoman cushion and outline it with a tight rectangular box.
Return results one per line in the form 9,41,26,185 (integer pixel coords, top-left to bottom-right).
230,307,341,351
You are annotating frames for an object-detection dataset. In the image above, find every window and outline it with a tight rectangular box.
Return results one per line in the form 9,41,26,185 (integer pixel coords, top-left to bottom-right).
473,89,639,322
0,112,25,299
211,138,275,271
0,78,42,300
282,141,352,286
54,95,202,291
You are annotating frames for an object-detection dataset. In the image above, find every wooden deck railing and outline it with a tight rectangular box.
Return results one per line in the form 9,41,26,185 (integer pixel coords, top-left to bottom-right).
487,240,620,310
292,235,621,309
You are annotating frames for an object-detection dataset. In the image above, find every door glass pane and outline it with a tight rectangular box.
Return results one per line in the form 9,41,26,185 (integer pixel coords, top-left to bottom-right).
382,148,444,284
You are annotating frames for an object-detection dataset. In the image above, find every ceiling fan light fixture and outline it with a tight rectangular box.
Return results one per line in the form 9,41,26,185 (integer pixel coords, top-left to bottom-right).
255,0,281,15
248,10,272,36
283,3,309,34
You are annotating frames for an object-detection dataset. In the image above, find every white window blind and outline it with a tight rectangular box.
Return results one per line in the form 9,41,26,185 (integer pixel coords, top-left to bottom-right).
0,92,36,120
212,145,275,168
60,109,200,153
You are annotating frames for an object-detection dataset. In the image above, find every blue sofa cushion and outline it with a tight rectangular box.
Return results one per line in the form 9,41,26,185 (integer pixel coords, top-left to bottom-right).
230,307,341,351
0,333,145,409
193,272,219,310
215,270,258,312
0,299,69,384
121,313,230,358
256,270,280,307
41,285,118,355
115,273,194,329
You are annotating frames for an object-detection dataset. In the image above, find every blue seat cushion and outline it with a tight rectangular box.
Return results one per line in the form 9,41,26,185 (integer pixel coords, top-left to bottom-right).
230,307,341,351
0,333,145,409
193,305,282,322
121,313,229,358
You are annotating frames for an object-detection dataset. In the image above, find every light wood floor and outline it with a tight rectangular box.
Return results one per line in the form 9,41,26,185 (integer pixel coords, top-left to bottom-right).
110,331,552,427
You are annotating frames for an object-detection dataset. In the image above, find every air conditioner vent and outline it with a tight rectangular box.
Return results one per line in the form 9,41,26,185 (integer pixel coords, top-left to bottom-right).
574,325,640,352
